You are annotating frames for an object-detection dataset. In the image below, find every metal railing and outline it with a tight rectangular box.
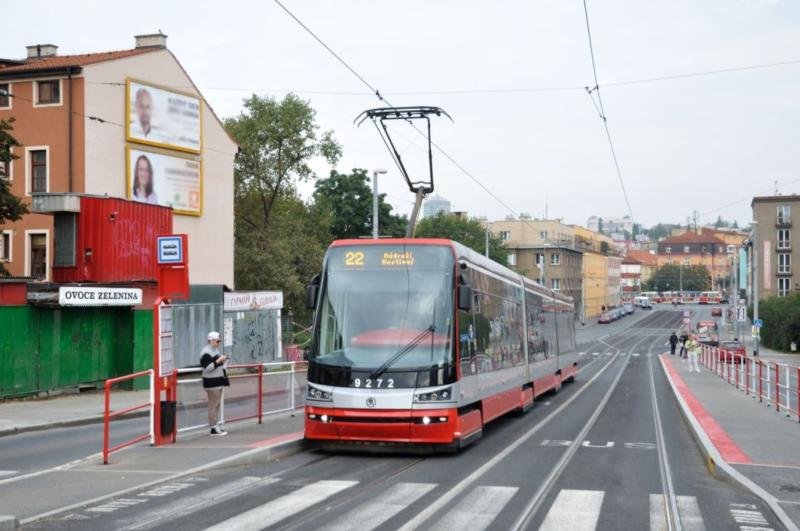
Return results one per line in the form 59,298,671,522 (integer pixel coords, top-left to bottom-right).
175,361,306,434
700,345,799,422
103,369,154,464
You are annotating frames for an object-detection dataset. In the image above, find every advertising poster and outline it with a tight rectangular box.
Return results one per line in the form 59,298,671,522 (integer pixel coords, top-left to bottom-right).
126,79,202,153
127,147,202,215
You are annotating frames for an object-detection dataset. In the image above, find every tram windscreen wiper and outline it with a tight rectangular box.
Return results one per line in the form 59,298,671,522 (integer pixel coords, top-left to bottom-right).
369,325,435,381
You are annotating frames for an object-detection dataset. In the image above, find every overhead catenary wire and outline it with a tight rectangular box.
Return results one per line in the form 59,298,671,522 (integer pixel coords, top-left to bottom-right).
581,0,635,225
83,58,800,97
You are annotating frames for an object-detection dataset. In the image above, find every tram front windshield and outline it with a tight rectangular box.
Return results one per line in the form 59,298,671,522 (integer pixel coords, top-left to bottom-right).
312,245,454,372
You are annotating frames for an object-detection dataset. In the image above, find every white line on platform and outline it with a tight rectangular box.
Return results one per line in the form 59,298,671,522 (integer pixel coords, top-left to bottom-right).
320,482,436,531
205,480,357,531
539,489,604,531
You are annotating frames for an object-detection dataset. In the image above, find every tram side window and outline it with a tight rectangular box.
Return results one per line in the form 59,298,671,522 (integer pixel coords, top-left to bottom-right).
540,301,558,359
524,289,547,363
556,309,576,354
458,268,524,374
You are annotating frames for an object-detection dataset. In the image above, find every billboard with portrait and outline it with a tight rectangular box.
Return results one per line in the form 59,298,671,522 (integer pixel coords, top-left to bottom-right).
126,79,202,154
127,147,202,216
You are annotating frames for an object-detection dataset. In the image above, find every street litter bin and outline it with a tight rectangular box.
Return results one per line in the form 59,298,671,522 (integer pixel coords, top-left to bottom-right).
160,400,176,436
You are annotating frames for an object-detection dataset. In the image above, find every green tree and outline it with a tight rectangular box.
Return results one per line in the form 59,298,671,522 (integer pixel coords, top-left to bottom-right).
646,264,711,292
415,213,508,264
312,168,407,239
754,293,800,351
0,118,28,276
225,94,340,316
225,94,341,231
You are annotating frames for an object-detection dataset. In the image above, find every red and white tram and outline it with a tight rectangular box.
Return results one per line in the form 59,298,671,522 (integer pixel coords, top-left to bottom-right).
303,239,578,450
698,291,722,304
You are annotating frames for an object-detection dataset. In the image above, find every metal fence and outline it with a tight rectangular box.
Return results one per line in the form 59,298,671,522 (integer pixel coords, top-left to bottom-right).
174,362,307,434
700,345,799,422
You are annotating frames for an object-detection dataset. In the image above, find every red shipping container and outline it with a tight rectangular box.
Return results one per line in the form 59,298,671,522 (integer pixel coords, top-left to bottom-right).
52,196,172,283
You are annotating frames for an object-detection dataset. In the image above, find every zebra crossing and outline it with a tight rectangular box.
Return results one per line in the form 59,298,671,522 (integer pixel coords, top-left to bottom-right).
195,480,773,530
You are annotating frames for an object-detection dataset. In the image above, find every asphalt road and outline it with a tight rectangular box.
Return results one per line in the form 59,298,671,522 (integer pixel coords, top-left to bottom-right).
25,310,786,530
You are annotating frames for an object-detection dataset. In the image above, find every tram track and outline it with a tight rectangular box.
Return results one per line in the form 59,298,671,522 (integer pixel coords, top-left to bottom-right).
509,330,667,530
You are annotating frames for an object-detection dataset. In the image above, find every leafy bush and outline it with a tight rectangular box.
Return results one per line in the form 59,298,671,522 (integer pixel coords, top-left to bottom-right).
753,293,800,351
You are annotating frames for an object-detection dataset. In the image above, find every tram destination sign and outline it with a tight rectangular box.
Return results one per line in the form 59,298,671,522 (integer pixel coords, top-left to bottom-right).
59,287,143,307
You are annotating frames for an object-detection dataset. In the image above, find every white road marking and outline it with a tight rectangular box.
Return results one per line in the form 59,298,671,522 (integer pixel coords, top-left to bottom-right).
650,493,667,531
540,439,572,447
581,440,614,448
729,502,771,527
651,495,707,530
205,480,357,531
0,470,17,478
428,486,518,531
87,498,148,513
606,352,613,356
320,482,436,531
592,352,600,356
625,442,656,450
539,489,604,531
139,481,196,497
122,476,277,530
632,353,641,357
677,496,707,531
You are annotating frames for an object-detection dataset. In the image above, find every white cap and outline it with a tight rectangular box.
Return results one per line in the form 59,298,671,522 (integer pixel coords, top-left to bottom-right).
207,331,220,341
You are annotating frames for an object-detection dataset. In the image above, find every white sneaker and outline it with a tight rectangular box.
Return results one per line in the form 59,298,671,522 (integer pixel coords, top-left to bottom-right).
210,427,228,436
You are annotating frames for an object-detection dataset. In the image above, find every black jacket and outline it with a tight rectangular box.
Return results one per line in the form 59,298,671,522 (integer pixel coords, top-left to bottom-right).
669,333,678,346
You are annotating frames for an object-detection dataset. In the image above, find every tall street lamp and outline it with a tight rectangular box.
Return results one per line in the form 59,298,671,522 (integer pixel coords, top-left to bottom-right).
372,169,387,239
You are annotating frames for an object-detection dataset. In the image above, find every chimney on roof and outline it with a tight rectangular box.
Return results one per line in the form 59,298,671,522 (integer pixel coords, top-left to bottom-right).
26,44,58,59
134,32,168,49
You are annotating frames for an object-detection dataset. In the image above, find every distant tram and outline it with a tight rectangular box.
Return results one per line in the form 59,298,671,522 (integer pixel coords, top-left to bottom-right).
303,239,578,450
698,291,722,304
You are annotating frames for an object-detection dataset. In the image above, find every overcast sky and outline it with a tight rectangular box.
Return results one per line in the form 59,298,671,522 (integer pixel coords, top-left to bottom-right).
3,0,798,228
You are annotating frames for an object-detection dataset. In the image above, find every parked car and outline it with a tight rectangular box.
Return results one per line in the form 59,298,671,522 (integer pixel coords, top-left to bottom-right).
719,340,746,363
624,303,635,315
711,307,723,316
598,312,613,324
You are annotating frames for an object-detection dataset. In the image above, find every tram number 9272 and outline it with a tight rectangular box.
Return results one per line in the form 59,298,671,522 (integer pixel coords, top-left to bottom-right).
352,378,395,389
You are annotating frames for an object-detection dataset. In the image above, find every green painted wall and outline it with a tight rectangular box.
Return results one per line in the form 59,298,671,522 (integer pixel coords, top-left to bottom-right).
0,305,143,398
132,310,154,390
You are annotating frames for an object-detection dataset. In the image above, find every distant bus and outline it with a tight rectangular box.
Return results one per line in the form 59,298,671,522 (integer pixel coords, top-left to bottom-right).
698,291,722,304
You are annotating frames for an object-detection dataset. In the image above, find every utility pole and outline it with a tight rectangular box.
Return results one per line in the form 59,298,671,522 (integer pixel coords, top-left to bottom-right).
751,221,760,356
485,225,489,258
372,169,387,239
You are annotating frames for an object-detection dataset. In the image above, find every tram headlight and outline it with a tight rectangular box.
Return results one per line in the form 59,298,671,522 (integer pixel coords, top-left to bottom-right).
413,387,453,403
306,385,332,402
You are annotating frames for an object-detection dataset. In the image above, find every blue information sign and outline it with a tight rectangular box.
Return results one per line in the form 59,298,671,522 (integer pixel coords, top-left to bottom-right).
157,236,184,264
753,319,763,328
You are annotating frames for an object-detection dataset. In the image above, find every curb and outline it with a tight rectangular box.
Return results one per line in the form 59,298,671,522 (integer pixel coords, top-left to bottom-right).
19,434,308,525
0,516,19,530
658,355,799,531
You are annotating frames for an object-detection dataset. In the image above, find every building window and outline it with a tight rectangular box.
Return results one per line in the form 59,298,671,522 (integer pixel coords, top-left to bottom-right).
727,245,736,254
540,231,548,240
507,253,517,267
0,83,10,108
551,253,560,265
665,247,672,254
718,246,724,253
35,80,61,105
0,158,10,180
499,231,509,241
684,246,690,253
778,228,790,250
1,230,11,262
667,258,673,265
551,278,561,290
683,258,690,266
778,205,791,225
29,149,48,193
535,253,544,266
778,253,791,274
25,230,48,281
778,277,791,297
